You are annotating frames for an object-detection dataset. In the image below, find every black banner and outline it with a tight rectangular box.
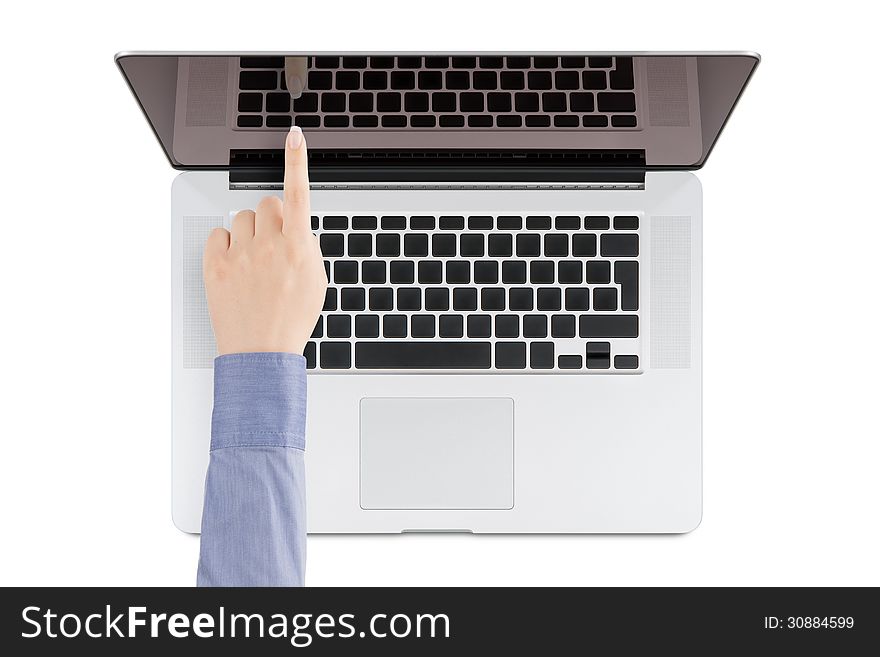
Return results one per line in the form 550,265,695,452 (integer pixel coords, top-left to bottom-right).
2,587,876,653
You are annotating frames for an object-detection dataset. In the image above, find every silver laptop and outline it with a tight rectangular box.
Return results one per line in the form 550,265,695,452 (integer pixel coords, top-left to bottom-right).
117,51,758,534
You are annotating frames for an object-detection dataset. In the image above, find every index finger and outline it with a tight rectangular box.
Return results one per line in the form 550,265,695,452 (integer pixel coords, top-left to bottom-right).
282,126,311,235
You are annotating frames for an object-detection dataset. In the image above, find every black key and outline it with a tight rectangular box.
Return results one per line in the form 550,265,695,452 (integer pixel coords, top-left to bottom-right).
611,115,637,127
439,115,465,127
468,115,493,128
582,115,608,127
362,261,386,284
506,56,531,69
554,115,579,127
481,287,506,311
376,234,401,257
327,314,352,338
334,260,358,284
542,92,566,112
389,260,414,284
473,71,497,89
425,288,450,311
321,343,351,369
363,71,387,90
523,315,548,338
341,288,366,311
570,92,595,112
381,215,407,230
593,287,618,311
537,287,561,311
500,71,525,90
468,215,493,230
310,216,319,231
266,115,292,128
555,71,579,90
397,287,421,311
509,288,534,311
534,56,558,69
502,260,527,284
453,287,478,311
348,234,372,257
383,314,407,338
336,71,360,90
356,342,491,369
497,216,522,230
418,260,443,284
369,287,394,311
579,314,639,338
238,93,262,112
543,234,569,257
432,92,457,112
411,215,436,230
468,315,492,338
405,92,429,112
614,215,639,230
530,342,555,369
473,261,499,283
479,56,504,69
558,261,583,284
324,260,331,281
525,115,551,127
381,115,407,128
411,314,436,338
495,342,526,369
527,71,552,90
352,215,378,230
418,71,443,90
585,215,610,230
314,56,339,68
432,234,457,257
237,116,262,128
323,287,337,311
240,70,276,90
597,92,636,113
377,92,402,112
307,71,333,91
404,233,429,257
515,92,539,112
610,57,634,90
489,234,513,257
425,56,449,68
411,115,436,128
459,92,484,112
601,234,639,257
516,234,541,257
446,260,470,283
615,261,639,311
586,341,611,370
294,93,319,112
460,234,485,257
582,71,606,90
348,92,373,112
583,262,611,285
445,71,470,90
572,234,597,257
558,355,583,369
398,56,421,69
321,93,346,113
551,315,576,338
370,56,395,69
342,56,368,68
323,116,350,128
451,56,476,68
294,115,321,128
311,317,323,339
615,355,639,369
304,341,317,369
439,215,465,230
526,215,552,230
240,56,284,68
561,56,586,68
439,314,464,338
487,92,512,112
565,288,590,311
391,71,415,89
589,56,612,68
495,315,519,338
320,233,344,257
355,314,380,338
529,260,556,284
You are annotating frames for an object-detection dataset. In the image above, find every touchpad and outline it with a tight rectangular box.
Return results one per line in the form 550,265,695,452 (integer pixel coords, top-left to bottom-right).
360,398,514,510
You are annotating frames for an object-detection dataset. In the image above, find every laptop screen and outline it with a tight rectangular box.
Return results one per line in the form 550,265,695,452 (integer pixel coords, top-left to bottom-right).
116,52,758,173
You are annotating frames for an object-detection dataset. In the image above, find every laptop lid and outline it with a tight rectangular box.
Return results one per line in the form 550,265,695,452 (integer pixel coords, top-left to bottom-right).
116,52,758,182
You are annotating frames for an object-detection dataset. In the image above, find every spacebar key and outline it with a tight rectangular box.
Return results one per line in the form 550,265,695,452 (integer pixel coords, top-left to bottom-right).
355,342,491,369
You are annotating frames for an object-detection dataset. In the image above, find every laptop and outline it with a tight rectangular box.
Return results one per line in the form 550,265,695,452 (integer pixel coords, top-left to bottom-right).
117,52,759,533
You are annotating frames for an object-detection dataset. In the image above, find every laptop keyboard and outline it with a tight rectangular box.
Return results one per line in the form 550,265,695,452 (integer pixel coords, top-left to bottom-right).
305,214,641,373
235,56,638,130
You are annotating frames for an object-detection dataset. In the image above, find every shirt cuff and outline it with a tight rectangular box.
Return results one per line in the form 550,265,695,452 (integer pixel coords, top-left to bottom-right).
211,352,307,452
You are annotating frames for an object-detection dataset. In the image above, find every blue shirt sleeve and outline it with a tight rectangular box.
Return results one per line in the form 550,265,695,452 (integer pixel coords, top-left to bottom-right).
197,352,307,587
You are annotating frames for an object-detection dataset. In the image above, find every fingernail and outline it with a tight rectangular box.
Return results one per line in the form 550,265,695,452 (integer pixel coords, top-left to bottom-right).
287,126,303,150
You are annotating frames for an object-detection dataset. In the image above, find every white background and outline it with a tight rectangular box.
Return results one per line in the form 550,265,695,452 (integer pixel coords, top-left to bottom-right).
1,0,877,586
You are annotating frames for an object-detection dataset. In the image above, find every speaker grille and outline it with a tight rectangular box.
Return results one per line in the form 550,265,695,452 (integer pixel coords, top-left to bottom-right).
650,216,692,368
185,57,228,127
646,57,690,127
182,216,223,368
